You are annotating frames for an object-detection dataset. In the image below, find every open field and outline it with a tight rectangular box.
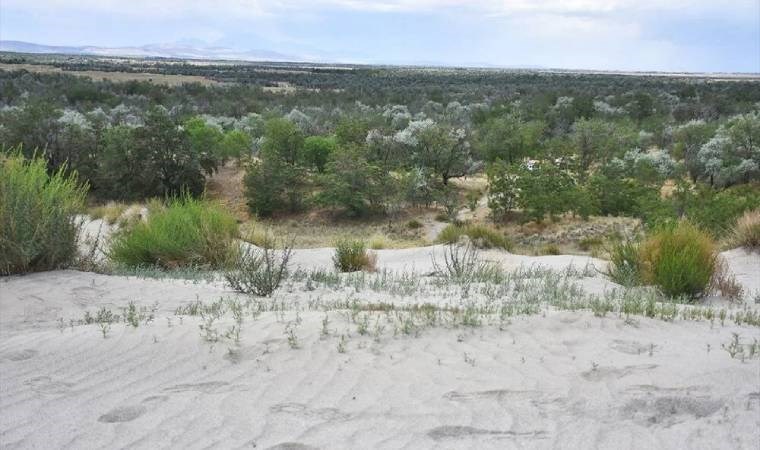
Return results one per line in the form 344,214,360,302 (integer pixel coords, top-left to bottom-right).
0,63,221,86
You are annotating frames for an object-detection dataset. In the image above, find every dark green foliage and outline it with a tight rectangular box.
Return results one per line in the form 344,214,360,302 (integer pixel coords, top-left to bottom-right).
244,157,306,217
0,152,87,274
318,145,389,216
302,135,336,172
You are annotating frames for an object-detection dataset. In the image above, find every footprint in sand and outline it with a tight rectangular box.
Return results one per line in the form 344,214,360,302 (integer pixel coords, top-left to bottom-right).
620,395,723,427
24,376,74,395
269,403,349,421
4,349,38,361
609,339,651,355
98,405,147,423
581,364,658,382
163,381,230,394
266,443,319,450
427,425,548,441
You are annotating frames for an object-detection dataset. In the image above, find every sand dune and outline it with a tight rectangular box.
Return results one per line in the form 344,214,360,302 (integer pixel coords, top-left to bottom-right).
1,247,758,449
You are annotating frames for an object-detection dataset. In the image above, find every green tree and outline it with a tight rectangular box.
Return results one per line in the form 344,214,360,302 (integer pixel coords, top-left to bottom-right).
319,145,388,216
303,135,336,173
261,118,304,165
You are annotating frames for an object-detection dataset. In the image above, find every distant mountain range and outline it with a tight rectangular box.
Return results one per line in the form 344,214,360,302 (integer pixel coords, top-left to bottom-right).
0,40,302,62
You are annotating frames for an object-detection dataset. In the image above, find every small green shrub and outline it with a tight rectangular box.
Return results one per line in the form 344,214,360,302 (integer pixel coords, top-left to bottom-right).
224,239,293,297
437,224,512,250
1,153,88,275
406,219,423,229
639,221,718,299
578,236,604,251
333,239,375,272
731,209,760,251
109,196,238,269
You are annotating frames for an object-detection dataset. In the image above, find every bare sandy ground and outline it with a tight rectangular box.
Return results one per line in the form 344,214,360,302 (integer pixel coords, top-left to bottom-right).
1,247,758,449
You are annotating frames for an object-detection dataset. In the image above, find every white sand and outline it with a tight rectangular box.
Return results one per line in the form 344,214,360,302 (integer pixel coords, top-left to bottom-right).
1,247,759,449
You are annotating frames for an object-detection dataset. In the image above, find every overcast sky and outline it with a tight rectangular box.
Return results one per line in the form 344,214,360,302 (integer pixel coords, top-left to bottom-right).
1,0,758,72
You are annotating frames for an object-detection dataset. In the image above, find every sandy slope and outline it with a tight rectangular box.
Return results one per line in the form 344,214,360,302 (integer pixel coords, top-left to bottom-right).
1,248,759,449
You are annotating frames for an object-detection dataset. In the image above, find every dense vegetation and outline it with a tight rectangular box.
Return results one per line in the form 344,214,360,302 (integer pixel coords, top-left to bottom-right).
1,53,758,238
0,152,87,274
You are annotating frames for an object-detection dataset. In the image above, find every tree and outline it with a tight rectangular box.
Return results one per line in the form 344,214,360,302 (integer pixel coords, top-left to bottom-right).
697,112,760,187
184,116,224,164
475,114,544,164
319,145,388,216
261,118,304,165
244,157,306,217
335,118,369,147
302,136,336,173
221,129,252,160
672,120,716,182
569,118,634,178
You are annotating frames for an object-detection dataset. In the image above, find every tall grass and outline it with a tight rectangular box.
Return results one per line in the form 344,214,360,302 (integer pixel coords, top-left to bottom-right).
109,196,238,269
730,209,760,252
333,239,376,272
0,153,87,275
437,223,512,250
639,221,717,300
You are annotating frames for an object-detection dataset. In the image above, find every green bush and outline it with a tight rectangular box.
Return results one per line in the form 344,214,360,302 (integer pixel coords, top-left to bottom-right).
639,221,718,299
437,223,512,250
333,239,375,272
109,196,238,269
0,153,87,274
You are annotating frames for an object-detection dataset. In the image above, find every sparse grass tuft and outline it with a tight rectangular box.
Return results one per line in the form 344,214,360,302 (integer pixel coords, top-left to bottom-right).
109,196,238,269
540,244,561,255
605,240,642,287
0,152,87,275
333,239,376,272
437,223,512,250
369,233,391,250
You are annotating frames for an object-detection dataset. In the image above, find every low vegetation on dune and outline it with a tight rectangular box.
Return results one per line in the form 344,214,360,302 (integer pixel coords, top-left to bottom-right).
0,152,87,275
437,223,512,250
333,239,376,272
638,221,718,299
730,209,760,252
108,196,238,269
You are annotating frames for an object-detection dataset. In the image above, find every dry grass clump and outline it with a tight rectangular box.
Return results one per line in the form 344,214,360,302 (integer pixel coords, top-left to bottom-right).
638,221,718,300
333,239,376,272
89,202,129,225
730,209,760,252
369,233,391,250
0,152,87,274
437,223,512,250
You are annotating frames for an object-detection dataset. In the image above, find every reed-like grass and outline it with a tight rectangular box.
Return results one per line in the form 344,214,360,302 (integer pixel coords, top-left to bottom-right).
1,152,87,274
